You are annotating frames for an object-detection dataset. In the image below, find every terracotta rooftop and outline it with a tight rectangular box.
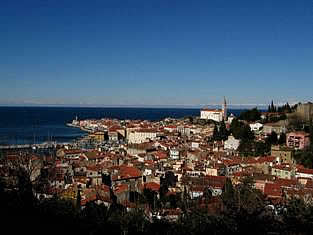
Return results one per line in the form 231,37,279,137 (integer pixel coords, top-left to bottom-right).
264,183,282,198
141,182,160,192
297,168,313,175
113,165,142,180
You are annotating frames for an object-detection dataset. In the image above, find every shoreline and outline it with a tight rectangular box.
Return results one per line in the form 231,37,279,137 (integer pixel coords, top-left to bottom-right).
66,123,93,133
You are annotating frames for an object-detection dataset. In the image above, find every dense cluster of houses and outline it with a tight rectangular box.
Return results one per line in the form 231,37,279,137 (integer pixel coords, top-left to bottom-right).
1,107,313,220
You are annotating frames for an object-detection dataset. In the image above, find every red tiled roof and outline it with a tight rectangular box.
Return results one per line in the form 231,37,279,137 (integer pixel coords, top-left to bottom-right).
304,179,313,189
264,183,282,198
112,165,142,180
135,128,157,133
287,131,310,136
64,149,82,154
257,156,276,163
154,151,168,160
86,165,103,172
223,159,241,166
233,171,252,177
272,164,292,171
201,108,222,112
108,125,123,132
74,176,88,184
297,168,313,175
275,178,298,188
142,182,160,192
165,125,177,129
244,158,259,164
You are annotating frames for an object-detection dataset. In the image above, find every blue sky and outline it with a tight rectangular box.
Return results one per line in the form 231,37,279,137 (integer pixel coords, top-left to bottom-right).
0,0,312,107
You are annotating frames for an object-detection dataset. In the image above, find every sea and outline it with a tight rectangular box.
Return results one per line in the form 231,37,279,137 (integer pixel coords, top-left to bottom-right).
0,107,244,145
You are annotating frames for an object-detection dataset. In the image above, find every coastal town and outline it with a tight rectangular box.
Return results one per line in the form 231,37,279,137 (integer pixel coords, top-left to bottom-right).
1,99,313,226
2,0,312,233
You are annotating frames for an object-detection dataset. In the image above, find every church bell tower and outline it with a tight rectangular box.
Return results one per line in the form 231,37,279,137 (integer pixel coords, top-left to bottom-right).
222,97,227,120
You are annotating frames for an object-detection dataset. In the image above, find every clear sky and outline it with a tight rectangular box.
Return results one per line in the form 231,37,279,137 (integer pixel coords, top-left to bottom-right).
0,0,312,107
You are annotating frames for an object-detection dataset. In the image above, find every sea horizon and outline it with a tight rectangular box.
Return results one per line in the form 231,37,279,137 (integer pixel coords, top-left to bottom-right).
0,104,268,110
0,106,256,145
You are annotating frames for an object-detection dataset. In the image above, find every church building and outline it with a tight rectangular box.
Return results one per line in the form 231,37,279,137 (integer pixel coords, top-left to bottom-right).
200,97,227,122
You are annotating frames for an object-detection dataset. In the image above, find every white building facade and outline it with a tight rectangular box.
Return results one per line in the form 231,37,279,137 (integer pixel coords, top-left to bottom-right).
227,113,235,124
249,122,263,132
169,148,180,160
128,129,157,144
200,109,224,122
224,135,240,150
200,97,227,122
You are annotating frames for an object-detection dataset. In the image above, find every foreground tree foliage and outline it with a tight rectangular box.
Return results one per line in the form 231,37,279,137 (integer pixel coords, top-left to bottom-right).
239,107,261,122
2,174,313,235
230,119,254,140
212,121,229,141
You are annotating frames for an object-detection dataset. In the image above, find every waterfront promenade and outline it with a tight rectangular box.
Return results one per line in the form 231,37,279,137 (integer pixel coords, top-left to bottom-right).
0,142,60,150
